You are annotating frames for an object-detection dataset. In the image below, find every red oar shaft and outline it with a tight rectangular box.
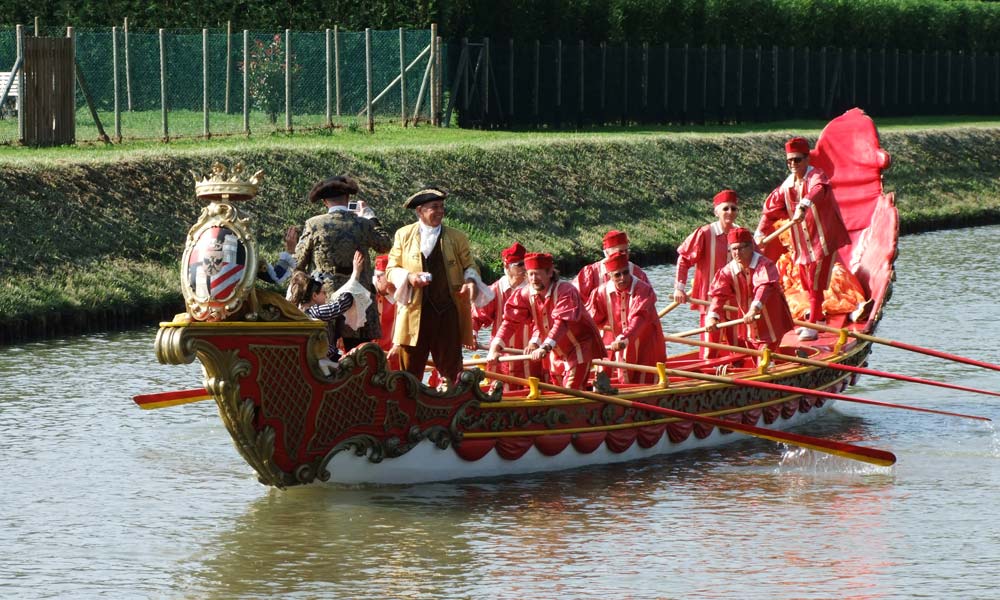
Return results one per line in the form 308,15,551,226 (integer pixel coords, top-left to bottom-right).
668,366,990,422
133,388,211,410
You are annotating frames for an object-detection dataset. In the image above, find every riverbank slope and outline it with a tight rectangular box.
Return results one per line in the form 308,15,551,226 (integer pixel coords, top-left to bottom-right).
3,124,999,343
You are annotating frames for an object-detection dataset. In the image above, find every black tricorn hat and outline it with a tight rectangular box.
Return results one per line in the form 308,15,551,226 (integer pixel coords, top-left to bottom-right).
403,187,448,209
308,175,359,202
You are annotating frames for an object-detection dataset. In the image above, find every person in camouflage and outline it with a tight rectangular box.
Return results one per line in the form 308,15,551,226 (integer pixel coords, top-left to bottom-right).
294,175,393,350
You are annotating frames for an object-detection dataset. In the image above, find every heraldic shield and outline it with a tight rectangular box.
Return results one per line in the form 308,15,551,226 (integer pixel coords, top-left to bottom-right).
180,162,262,322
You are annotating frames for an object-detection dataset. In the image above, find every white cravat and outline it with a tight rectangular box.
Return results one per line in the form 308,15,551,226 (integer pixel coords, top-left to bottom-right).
419,224,441,258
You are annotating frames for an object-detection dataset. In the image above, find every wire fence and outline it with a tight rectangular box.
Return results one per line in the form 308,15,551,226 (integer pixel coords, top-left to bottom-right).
0,25,439,145
448,39,1000,128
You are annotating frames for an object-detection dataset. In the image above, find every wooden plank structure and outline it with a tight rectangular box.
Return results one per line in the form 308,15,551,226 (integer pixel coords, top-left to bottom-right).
22,36,75,146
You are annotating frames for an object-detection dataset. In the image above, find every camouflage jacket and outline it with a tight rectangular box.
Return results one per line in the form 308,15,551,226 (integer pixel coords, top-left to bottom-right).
294,209,393,340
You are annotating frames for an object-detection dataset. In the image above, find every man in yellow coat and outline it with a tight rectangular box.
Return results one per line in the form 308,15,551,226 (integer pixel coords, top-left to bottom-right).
386,188,492,386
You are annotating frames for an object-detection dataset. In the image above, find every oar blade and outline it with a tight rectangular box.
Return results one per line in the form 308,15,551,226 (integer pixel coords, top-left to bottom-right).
133,388,211,410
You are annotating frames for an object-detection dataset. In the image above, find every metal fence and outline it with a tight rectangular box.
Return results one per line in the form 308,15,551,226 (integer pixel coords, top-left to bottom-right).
448,39,1000,128
0,24,440,145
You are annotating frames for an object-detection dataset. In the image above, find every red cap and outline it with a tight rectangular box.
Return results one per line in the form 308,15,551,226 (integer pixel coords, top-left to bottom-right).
500,242,526,266
727,227,754,246
603,230,629,249
374,255,389,271
524,252,553,270
713,189,739,206
603,251,629,273
785,136,810,156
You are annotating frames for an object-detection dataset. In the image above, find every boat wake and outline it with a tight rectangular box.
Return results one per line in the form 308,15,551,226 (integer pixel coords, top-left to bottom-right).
776,445,894,475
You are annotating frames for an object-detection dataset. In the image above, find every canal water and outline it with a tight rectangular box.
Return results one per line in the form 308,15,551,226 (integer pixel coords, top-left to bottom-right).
2,226,999,599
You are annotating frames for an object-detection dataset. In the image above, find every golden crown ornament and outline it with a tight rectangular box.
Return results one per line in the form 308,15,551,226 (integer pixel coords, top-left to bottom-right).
191,161,265,201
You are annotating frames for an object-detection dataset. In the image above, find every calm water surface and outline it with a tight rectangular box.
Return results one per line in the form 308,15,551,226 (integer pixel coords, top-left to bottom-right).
2,226,999,599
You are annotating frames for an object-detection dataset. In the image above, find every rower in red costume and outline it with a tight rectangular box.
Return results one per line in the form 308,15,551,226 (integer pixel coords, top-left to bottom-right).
674,189,741,358
573,229,650,302
706,228,795,360
588,251,666,384
755,136,850,341
472,242,541,390
487,252,605,390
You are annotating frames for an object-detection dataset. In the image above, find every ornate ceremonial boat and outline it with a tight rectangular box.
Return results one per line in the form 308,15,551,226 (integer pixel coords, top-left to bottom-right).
149,109,897,487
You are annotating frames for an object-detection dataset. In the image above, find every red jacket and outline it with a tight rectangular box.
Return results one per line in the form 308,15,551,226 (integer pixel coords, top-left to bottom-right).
707,253,795,345
676,221,732,313
573,260,650,304
757,166,850,265
495,280,605,366
588,277,666,383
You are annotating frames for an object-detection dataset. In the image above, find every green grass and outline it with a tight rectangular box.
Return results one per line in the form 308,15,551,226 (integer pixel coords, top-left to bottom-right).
2,116,1000,341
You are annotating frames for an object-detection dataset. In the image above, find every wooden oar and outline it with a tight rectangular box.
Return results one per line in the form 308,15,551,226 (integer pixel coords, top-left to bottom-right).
793,319,1000,373
672,315,756,338
480,369,896,466
664,333,1000,407
761,220,796,244
133,388,212,410
657,300,681,318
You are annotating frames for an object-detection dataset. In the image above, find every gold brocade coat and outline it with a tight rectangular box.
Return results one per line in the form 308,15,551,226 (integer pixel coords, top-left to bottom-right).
294,210,392,340
386,222,478,347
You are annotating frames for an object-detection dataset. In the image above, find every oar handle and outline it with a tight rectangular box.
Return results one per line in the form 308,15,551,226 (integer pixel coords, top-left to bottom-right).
672,314,756,338
761,220,796,245
657,300,681,318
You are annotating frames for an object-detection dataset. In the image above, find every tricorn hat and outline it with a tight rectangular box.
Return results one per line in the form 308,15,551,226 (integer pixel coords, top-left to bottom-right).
308,175,359,202
403,187,448,209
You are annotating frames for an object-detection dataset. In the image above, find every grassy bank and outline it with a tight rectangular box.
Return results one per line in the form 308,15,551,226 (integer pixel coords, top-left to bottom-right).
3,118,1000,344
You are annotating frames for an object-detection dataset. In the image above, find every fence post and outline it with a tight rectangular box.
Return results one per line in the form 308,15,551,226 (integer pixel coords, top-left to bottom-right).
663,43,669,111
772,45,778,110
15,24,23,143
334,26,341,118
820,47,826,110
430,24,438,124
719,44,726,114
159,28,168,142
124,17,132,111
203,29,210,138
509,38,514,121
365,28,374,133
701,44,708,121
462,37,470,112
399,28,407,126
893,48,899,108
600,42,606,114
851,48,857,106
866,48,872,107
556,39,562,117
225,21,232,114
243,30,249,135
112,26,121,142
683,44,689,116
285,29,292,132
736,44,743,110
642,42,648,111
622,41,629,124
881,47,886,107
803,46,809,109
533,40,539,120
325,28,332,127
579,40,584,117
483,37,490,118
754,46,761,112
34,16,39,36
787,46,794,108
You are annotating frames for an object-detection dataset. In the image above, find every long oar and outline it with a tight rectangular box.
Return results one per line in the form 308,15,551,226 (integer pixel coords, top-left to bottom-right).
672,315,756,338
793,319,1000,373
657,300,681,318
133,388,212,410
591,355,988,422
664,333,1000,401
481,369,896,466
761,220,796,244
687,296,1000,374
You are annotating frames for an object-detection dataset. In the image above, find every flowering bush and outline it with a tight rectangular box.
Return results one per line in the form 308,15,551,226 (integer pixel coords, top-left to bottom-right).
241,35,299,124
